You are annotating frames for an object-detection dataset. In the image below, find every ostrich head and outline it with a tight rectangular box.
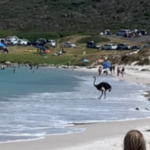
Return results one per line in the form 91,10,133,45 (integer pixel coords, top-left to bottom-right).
109,88,111,92
93,76,96,86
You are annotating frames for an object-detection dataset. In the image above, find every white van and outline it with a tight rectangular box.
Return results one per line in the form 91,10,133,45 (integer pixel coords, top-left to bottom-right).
116,29,130,36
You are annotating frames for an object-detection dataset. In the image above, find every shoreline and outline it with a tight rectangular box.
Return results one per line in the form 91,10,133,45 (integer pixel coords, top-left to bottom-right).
1,119,150,150
1,65,150,150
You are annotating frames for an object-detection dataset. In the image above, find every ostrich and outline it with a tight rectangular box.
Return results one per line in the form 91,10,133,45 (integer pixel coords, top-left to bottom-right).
93,76,111,99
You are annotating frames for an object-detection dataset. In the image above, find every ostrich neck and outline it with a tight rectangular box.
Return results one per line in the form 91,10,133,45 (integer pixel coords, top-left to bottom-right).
93,78,96,86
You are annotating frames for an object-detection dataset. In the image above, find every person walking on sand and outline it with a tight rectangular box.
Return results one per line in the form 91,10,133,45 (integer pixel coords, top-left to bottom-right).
117,67,120,76
110,66,113,74
98,65,103,76
121,67,125,77
112,65,115,73
124,130,146,150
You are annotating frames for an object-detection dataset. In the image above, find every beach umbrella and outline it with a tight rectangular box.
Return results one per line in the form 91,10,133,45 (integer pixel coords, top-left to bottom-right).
5,61,11,64
45,49,50,53
82,59,89,63
0,42,5,47
102,61,111,69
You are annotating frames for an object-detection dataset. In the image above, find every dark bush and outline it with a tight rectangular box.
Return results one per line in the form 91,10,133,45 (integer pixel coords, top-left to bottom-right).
77,36,110,43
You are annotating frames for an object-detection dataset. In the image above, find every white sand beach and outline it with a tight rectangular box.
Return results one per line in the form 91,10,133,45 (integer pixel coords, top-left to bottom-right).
1,65,150,150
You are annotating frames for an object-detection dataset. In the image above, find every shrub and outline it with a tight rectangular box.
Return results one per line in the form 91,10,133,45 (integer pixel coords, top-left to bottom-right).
138,58,150,65
77,36,110,43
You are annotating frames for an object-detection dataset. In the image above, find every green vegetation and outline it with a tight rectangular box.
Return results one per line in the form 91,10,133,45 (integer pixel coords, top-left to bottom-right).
0,35,149,66
0,54,73,65
0,31,75,41
0,0,150,33
77,36,110,43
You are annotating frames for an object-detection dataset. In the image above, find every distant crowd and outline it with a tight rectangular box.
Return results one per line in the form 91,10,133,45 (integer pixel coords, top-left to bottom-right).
1,63,39,73
98,65,125,77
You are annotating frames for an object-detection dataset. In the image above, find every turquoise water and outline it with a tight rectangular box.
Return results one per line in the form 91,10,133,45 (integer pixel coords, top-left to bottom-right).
0,67,81,96
0,66,150,143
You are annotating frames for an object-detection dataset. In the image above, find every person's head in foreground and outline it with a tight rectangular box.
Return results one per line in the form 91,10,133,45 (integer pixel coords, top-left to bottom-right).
124,130,146,150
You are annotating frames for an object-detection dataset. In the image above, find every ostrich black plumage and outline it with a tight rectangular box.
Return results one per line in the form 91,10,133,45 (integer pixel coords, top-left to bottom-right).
93,76,111,99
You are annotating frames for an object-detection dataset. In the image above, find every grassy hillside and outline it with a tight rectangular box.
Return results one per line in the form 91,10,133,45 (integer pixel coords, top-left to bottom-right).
0,0,150,33
0,35,139,65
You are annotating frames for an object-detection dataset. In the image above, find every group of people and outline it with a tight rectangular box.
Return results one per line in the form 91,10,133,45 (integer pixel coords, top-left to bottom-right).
123,130,146,150
117,66,125,77
53,48,66,56
98,65,125,77
125,32,142,38
1,63,40,73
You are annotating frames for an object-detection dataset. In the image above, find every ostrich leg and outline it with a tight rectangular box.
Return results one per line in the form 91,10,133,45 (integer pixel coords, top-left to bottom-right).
104,91,106,99
99,91,103,99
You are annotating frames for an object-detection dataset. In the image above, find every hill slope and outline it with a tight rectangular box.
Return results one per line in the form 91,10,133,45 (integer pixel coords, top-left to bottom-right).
0,0,150,32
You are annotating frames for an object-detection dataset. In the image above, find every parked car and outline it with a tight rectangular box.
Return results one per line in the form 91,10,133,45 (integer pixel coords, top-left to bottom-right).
137,30,148,35
143,43,150,48
63,42,76,48
86,41,100,49
5,36,20,45
27,41,37,46
131,45,141,50
104,29,112,35
116,29,131,36
102,43,117,50
36,38,47,46
117,43,131,50
47,39,56,47
18,39,28,45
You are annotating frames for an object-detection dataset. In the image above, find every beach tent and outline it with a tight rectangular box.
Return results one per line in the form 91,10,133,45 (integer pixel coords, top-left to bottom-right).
5,61,11,64
102,61,111,69
0,42,5,47
82,59,89,63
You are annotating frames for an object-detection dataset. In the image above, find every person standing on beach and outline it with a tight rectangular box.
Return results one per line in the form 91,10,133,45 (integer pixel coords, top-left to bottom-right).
121,67,125,77
112,65,115,73
117,67,120,76
36,65,39,70
110,66,113,74
98,65,103,76
67,61,70,69
123,130,146,150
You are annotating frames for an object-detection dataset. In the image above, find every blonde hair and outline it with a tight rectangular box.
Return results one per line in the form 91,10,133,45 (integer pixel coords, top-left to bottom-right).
124,130,146,150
